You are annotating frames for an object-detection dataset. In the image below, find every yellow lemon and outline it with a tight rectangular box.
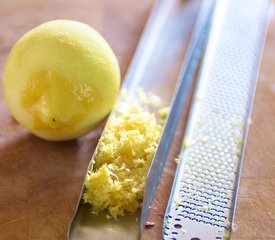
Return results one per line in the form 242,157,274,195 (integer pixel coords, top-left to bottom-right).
3,20,120,141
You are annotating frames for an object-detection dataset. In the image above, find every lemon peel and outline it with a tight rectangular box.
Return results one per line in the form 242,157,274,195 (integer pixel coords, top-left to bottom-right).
3,20,120,140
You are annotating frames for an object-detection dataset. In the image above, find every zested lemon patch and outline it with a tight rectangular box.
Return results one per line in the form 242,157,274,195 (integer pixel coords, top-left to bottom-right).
21,70,100,131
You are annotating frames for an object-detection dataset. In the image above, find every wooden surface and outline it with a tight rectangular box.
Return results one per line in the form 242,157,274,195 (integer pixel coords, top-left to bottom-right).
0,1,275,240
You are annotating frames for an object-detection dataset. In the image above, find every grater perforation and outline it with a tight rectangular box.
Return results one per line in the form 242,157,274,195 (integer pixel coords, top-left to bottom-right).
163,0,270,239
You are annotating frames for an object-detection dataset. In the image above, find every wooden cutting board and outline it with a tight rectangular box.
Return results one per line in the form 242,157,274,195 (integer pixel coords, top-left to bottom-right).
0,1,274,239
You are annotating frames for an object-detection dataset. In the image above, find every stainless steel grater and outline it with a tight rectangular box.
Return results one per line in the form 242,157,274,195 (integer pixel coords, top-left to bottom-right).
163,0,271,239
68,0,204,239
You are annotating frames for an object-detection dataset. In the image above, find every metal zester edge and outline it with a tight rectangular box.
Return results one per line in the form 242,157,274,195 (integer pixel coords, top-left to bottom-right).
163,0,271,239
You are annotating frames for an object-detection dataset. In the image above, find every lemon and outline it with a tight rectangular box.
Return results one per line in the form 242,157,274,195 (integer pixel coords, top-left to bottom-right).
3,20,120,141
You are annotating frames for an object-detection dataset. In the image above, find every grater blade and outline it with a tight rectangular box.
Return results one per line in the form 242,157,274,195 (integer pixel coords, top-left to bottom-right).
163,0,271,240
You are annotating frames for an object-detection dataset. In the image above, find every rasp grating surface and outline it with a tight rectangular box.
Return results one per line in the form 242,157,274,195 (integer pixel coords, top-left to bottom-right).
163,0,270,239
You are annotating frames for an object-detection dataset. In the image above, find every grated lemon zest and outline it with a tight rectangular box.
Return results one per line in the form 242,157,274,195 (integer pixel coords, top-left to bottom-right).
83,98,166,218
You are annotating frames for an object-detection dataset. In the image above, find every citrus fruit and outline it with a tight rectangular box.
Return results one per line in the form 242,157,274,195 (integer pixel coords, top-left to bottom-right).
3,20,120,141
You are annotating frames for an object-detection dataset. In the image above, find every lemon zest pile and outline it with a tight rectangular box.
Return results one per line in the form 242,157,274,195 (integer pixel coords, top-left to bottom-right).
83,102,166,218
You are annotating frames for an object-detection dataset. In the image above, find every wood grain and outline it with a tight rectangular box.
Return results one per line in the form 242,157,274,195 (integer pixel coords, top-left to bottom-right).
0,1,275,240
